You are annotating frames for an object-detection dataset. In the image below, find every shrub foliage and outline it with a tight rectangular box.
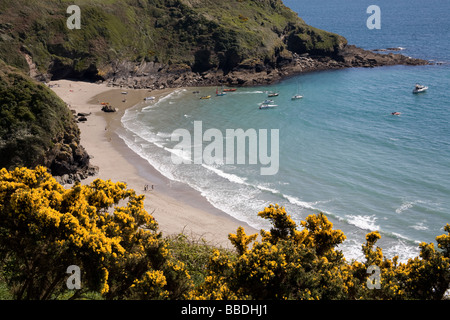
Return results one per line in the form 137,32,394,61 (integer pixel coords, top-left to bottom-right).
0,167,449,299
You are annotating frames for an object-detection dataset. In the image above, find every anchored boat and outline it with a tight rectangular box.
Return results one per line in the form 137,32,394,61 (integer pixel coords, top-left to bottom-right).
413,83,428,94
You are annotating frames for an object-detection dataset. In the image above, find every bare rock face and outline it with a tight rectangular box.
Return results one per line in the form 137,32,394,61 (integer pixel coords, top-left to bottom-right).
45,125,98,184
335,45,429,68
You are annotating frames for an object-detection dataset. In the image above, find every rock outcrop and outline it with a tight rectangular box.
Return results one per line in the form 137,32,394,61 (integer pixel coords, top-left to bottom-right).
101,104,116,113
45,125,98,184
101,45,430,89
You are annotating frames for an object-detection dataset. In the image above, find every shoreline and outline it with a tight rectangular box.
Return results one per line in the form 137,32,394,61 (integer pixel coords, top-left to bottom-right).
49,80,258,248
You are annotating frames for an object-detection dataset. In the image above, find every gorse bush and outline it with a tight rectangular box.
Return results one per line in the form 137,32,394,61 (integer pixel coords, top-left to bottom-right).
0,167,449,300
0,166,192,299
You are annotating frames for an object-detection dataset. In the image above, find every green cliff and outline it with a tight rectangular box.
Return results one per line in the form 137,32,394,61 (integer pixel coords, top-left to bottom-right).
0,0,347,81
0,60,96,179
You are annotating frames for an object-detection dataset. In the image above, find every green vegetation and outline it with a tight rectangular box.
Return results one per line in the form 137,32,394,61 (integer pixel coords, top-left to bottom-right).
0,167,449,300
0,167,192,300
0,60,79,171
0,0,347,78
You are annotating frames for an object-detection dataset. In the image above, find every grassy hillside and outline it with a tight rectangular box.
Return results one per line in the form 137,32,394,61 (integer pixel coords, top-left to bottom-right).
0,60,93,178
0,0,347,80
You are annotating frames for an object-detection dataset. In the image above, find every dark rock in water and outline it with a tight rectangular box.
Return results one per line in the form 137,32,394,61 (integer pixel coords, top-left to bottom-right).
78,116,87,122
101,105,116,112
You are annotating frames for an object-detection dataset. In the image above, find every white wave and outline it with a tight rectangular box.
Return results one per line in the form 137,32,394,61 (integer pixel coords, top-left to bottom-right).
395,200,426,214
153,141,165,149
391,232,416,242
345,214,379,231
202,164,248,185
338,239,365,262
383,240,420,263
410,221,429,231
396,202,414,214
121,112,167,147
121,108,139,122
142,105,155,111
257,184,281,195
151,88,186,108
257,190,334,214
156,131,173,139
340,236,419,263
317,199,335,206
283,194,319,211
164,146,193,164
118,133,177,181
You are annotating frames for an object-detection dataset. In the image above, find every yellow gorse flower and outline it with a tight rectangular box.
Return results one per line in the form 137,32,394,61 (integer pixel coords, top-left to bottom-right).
0,166,192,299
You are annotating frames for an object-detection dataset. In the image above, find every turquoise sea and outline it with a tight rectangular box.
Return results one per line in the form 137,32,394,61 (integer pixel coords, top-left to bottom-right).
118,0,450,261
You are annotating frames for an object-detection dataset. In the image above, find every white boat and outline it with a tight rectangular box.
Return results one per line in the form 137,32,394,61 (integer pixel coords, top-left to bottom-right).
268,92,279,97
413,84,428,94
144,96,155,101
292,81,303,100
259,103,277,109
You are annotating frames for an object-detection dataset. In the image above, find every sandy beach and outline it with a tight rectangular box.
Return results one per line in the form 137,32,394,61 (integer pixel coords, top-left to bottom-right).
49,80,257,248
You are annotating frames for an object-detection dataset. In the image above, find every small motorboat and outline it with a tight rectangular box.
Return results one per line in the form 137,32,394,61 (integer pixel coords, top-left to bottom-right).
144,96,155,101
413,84,428,94
216,88,226,96
200,95,211,100
223,88,237,92
391,112,401,116
259,104,277,109
291,94,303,100
268,92,279,97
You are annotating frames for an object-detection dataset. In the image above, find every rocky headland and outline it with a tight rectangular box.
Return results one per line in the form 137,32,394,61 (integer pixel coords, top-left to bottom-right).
101,45,430,90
